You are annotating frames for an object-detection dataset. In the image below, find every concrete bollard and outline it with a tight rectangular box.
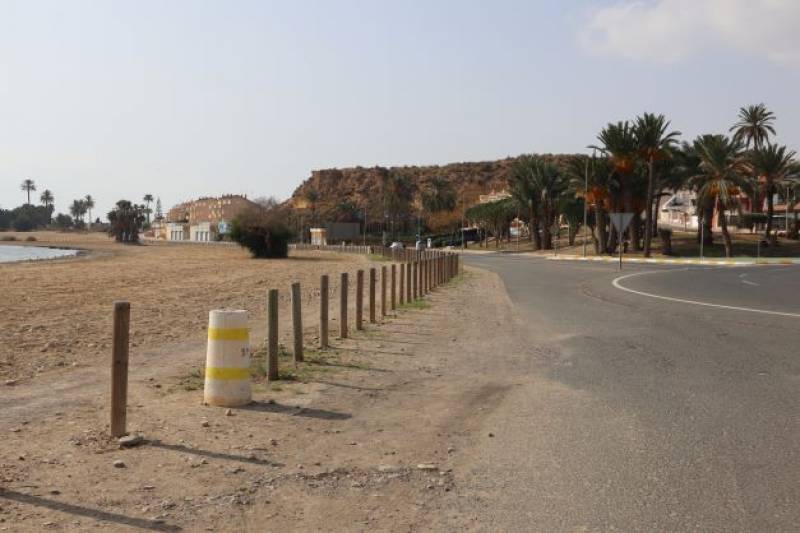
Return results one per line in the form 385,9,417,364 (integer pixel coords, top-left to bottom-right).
356,270,364,330
204,309,251,407
340,273,348,338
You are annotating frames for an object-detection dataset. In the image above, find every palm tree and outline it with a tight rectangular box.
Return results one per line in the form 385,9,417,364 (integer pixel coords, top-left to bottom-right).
509,155,543,249
634,113,681,257
20,179,36,205
40,189,54,209
749,143,797,243
70,199,88,226
84,195,95,228
730,103,776,214
689,135,749,257
508,156,566,250
565,154,615,254
143,194,154,224
592,121,642,250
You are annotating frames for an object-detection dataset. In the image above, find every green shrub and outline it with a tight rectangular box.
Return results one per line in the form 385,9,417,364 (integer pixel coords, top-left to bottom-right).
230,207,293,258
0,235,17,242
25,236,37,242
738,213,768,229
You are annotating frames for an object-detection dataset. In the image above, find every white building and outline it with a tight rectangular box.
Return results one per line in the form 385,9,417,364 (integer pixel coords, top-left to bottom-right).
658,190,698,230
167,222,188,241
190,221,213,242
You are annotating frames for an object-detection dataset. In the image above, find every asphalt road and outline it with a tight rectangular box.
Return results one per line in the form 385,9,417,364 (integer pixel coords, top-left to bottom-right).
462,254,800,531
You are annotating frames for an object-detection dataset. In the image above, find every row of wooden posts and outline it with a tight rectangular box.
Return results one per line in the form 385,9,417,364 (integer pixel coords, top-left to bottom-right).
270,250,460,377
109,250,460,437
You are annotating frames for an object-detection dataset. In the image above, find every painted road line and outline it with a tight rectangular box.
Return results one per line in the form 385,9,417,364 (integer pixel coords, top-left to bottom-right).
612,270,800,319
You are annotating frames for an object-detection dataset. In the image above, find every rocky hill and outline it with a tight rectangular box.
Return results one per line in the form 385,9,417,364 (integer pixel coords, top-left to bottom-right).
289,153,575,232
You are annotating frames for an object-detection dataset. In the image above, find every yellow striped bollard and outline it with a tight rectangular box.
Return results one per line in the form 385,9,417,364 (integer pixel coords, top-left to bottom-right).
204,309,251,407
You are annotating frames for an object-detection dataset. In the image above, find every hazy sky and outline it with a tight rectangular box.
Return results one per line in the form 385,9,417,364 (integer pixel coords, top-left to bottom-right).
2,0,799,217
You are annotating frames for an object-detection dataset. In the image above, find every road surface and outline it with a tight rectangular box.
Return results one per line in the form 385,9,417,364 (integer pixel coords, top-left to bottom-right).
460,254,800,531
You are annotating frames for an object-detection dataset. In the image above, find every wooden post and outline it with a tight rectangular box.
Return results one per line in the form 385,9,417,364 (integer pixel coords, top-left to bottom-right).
391,264,396,311
267,289,279,380
110,301,130,438
412,262,418,300
340,273,348,338
320,275,329,349
381,265,387,317
369,267,377,323
399,263,405,305
406,261,412,302
291,282,303,363
356,270,364,330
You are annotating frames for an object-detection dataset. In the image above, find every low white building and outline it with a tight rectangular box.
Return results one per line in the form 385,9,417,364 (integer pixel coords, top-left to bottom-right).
190,221,213,242
167,222,188,241
658,191,698,230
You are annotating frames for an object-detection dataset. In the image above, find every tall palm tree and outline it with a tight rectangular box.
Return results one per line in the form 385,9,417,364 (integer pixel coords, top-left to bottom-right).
84,195,95,228
591,121,642,250
20,179,36,205
689,135,749,257
634,113,681,257
730,103,776,214
749,143,797,243
509,155,543,249
40,189,54,209
565,154,615,254
143,194,154,224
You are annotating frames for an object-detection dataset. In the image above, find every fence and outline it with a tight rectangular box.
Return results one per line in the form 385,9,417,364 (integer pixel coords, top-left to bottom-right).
108,246,462,434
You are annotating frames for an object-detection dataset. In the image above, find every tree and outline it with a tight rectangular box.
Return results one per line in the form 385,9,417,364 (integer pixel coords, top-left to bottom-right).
466,198,515,248
107,200,146,243
70,199,87,227
20,179,36,205
748,143,797,244
592,121,642,250
84,195,95,228
143,194,154,225
54,213,74,230
689,135,749,257
40,189,54,209
421,177,456,214
634,113,681,257
154,197,163,220
229,206,293,258
730,103,776,214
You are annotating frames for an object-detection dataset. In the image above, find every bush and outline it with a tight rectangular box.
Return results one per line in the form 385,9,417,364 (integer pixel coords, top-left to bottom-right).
738,213,768,229
0,235,17,241
25,236,37,242
107,200,146,243
230,208,293,258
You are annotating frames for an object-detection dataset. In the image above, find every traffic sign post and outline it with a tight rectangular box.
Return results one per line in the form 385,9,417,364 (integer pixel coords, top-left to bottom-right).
610,212,634,270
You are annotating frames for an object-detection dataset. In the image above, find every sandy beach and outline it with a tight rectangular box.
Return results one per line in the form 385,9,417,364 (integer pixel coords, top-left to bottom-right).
0,232,376,382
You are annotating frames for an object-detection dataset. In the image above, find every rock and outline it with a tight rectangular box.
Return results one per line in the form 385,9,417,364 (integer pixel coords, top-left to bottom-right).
5,380,17,386
447,447,456,454
142,485,155,491
201,420,210,428
488,432,495,438
225,409,233,416
377,465,400,473
416,463,437,471
118,435,144,448
10,428,21,433
113,460,126,468
228,466,244,474
269,439,278,446
49,490,61,495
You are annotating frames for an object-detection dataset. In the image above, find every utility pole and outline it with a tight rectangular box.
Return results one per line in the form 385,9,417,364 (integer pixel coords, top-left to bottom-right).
363,206,367,246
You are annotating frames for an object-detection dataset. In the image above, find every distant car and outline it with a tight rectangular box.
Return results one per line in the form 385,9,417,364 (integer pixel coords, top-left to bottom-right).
415,240,426,251
389,241,404,250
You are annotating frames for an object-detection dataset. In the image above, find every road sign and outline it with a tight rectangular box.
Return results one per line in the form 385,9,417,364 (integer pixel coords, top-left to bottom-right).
610,212,634,233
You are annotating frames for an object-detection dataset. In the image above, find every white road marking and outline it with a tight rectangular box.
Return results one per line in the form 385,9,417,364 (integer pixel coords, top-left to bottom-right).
741,279,759,286
612,270,800,319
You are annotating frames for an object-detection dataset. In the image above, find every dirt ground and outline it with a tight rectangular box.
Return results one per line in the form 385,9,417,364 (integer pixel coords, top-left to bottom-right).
0,232,382,382
0,233,514,531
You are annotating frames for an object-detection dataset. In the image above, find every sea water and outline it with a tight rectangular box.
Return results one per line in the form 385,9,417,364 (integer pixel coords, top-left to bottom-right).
0,244,80,263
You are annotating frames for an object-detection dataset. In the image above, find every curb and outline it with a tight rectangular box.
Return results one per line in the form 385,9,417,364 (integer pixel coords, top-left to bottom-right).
545,255,800,267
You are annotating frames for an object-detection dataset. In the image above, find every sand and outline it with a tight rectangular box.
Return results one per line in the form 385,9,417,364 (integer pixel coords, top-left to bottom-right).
0,232,376,382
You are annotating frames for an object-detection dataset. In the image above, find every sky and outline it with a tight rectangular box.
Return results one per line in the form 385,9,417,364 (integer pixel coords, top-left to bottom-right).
1,0,799,217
